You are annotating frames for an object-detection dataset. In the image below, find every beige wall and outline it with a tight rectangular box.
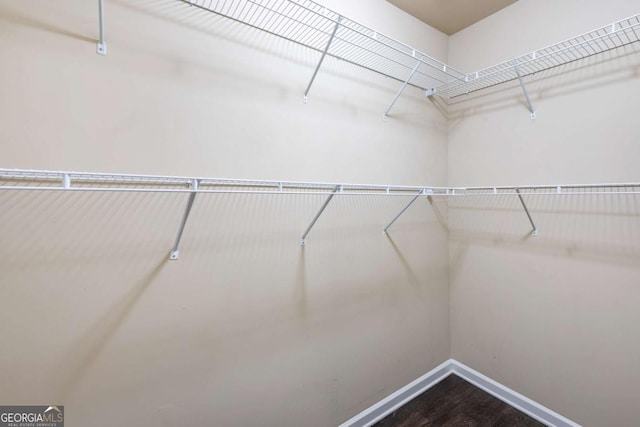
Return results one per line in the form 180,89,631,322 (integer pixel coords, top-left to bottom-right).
3,0,639,426
0,1,450,426
448,1,640,426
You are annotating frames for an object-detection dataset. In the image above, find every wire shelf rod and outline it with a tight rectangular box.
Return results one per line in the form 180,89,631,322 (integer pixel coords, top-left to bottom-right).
176,0,433,90
0,168,447,194
1,186,638,197
455,183,640,190
435,14,639,98
259,0,465,79
153,3,640,100
179,0,464,88
1,169,638,196
243,0,456,84
433,192,640,196
444,36,640,98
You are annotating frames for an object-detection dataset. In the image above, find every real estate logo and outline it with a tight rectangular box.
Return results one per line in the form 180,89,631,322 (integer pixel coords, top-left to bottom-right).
0,405,64,427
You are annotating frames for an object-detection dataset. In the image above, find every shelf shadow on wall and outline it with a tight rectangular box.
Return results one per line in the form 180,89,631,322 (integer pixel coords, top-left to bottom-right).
446,193,640,269
427,196,449,233
384,234,420,288
0,3,95,44
58,258,167,400
0,189,188,400
294,247,308,318
0,190,186,270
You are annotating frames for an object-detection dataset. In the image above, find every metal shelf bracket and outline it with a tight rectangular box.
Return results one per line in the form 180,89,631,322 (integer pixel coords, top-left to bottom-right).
382,189,426,236
303,17,342,103
62,173,71,189
512,60,535,119
169,179,199,260
515,188,538,236
383,60,422,119
300,185,340,245
97,0,107,55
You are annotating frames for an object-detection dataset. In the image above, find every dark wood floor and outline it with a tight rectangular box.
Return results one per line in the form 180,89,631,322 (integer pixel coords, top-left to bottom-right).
373,375,546,427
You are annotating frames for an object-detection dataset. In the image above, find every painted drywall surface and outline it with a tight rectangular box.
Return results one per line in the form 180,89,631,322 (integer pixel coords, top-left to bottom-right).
0,1,449,426
447,1,640,426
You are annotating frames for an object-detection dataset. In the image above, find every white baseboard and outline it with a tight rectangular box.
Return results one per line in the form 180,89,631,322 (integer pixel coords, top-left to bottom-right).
340,359,581,427
450,360,581,427
337,359,453,427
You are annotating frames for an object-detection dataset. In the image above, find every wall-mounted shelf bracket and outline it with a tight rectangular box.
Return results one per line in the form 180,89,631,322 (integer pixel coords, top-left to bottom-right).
515,188,538,236
300,185,340,245
383,60,422,119
303,17,342,103
62,173,71,189
383,189,428,236
169,179,199,260
97,0,107,55
512,60,535,119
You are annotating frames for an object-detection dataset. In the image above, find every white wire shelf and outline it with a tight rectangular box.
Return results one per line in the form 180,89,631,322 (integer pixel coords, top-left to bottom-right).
2,168,639,256
176,2,639,98
1,169,639,196
0,168,446,196
90,2,638,116
446,184,640,196
430,14,640,99
179,0,465,91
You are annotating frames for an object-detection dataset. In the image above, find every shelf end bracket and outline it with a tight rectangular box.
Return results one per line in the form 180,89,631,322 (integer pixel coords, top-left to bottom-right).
512,60,535,119
303,17,342,103
97,0,107,55
515,188,538,236
169,179,199,260
300,185,340,245
383,60,421,119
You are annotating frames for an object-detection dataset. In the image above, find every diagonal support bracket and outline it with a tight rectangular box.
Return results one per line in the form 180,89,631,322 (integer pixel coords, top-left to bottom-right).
300,185,340,245
383,189,426,236
383,60,421,119
303,17,342,103
169,179,199,260
512,60,535,119
515,188,538,236
97,0,107,55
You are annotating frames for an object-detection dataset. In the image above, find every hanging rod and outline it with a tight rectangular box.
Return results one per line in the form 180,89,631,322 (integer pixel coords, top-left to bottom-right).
428,13,640,99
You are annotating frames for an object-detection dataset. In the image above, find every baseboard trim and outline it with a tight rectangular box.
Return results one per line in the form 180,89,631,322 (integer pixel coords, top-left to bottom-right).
450,360,581,427
340,359,581,427
337,359,452,427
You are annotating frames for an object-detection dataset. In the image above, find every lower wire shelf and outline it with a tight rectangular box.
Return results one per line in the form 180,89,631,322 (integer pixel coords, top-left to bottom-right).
1,168,639,258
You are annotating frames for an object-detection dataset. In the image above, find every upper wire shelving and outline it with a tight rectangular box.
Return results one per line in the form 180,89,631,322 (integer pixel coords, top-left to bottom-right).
431,14,640,99
92,2,639,117
175,2,639,117
180,0,466,92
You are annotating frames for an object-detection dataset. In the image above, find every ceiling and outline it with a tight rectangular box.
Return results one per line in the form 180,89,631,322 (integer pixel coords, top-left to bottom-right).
386,0,518,35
